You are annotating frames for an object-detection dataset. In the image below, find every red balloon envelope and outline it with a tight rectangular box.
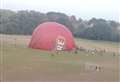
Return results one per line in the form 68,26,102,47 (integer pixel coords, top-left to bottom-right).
29,22,75,51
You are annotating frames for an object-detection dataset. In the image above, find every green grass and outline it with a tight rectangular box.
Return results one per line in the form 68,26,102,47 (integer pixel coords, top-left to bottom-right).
0,34,119,81
75,38,119,52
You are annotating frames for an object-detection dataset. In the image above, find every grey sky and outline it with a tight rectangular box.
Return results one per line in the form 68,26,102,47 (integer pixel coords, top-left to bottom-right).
1,0,119,22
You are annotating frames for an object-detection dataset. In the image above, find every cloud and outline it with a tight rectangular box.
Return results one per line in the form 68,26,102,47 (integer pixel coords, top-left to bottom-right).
1,0,119,21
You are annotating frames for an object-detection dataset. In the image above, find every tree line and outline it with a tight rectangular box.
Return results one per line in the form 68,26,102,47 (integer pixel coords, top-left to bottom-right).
0,9,120,42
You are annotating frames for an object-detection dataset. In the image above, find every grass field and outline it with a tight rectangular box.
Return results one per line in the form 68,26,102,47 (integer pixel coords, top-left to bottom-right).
0,34,120,82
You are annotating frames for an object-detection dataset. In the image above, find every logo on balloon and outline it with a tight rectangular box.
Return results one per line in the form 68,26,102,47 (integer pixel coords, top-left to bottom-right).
55,36,66,51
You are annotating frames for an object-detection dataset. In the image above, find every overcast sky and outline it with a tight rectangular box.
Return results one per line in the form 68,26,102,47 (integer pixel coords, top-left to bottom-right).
1,0,119,22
